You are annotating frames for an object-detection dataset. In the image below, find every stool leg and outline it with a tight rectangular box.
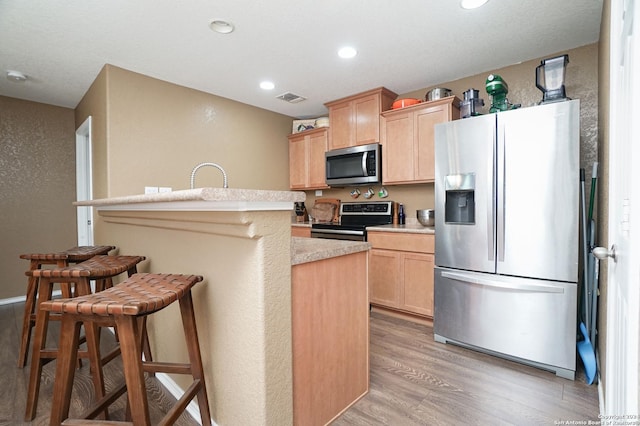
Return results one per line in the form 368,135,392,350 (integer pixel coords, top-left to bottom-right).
48,315,82,426
75,277,108,419
125,265,154,367
179,291,211,425
116,315,151,426
141,317,154,374
18,260,40,367
24,277,54,421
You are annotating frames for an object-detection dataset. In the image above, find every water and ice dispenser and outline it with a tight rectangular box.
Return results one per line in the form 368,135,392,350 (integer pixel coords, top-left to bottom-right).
444,173,475,224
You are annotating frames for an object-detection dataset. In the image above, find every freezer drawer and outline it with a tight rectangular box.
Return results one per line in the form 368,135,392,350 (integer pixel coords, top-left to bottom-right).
433,267,576,379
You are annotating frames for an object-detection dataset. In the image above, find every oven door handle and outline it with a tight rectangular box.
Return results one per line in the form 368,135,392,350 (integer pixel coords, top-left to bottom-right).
311,228,364,236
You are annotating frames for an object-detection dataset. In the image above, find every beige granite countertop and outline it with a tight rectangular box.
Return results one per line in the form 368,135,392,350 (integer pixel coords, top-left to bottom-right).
291,221,312,227
366,223,435,234
291,237,370,266
74,187,306,211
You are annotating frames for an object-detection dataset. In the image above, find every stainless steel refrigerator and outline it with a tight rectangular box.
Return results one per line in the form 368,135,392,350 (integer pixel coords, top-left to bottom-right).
434,100,579,380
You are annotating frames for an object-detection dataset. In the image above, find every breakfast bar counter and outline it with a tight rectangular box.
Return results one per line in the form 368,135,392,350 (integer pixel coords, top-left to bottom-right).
76,188,368,426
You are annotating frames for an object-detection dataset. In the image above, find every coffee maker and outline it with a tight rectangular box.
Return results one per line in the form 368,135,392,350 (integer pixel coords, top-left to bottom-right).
536,54,570,104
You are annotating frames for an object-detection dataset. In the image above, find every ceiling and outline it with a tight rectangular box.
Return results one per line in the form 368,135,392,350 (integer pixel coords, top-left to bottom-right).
0,0,603,119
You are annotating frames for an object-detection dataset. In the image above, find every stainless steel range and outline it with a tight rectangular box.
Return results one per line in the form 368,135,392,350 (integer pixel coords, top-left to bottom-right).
311,201,394,241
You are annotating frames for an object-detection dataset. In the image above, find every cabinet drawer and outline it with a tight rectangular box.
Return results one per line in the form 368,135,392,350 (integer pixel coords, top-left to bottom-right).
367,232,434,253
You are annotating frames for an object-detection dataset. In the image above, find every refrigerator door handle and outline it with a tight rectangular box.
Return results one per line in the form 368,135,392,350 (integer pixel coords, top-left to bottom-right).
488,124,496,261
441,271,565,294
497,125,506,262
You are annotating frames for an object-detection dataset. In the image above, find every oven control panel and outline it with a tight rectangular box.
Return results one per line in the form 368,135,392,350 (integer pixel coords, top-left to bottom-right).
340,201,393,215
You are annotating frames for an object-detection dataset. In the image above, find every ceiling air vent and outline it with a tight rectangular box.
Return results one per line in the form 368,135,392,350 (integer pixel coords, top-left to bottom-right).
276,92,307,103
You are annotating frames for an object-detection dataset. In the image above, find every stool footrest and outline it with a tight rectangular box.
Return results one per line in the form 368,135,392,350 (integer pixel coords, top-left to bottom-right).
77,382,128,422
143,361,192,375
162,379,203,425
63,421,133,426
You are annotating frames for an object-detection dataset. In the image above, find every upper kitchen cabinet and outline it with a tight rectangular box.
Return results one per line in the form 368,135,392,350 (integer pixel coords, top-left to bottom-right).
325,87,397,151
289,128,330,190
381,97,460,184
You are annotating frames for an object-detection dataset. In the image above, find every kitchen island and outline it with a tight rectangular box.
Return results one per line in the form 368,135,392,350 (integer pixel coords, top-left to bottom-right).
75,188,370,426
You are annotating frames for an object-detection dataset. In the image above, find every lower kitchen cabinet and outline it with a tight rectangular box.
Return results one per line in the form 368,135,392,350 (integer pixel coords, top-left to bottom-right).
368,231,435,318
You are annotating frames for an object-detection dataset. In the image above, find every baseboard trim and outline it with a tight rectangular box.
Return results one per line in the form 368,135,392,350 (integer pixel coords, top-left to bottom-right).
0,290,63,306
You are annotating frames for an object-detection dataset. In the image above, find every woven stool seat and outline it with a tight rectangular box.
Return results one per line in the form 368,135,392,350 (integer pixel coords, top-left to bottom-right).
20,246,116,263
46,273,202,317
43,273,211,426
18,246,116,368
24,254,147,422
28,255,146,280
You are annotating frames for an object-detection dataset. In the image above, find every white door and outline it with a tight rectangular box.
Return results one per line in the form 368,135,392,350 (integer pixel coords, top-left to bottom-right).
601,0,640,416
75,116,94,246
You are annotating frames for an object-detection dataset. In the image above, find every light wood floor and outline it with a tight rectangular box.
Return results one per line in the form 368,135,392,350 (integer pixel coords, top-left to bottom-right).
1,301,599,425
334,311,600,425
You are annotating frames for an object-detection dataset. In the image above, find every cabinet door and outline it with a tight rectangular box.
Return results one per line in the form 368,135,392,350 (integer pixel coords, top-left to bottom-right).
369,249,401,308
354,94,380,146
401,252,434,316
328,101,353,150
414,104,449,182
381,111,414,184
308,131,328,189
289,134,307,189
291,226,311,238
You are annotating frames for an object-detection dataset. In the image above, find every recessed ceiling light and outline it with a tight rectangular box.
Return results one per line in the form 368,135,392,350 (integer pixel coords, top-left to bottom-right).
338,46,357,59
260,81,275,90
6,70,27,82
461,0,488,9
209,20,235,34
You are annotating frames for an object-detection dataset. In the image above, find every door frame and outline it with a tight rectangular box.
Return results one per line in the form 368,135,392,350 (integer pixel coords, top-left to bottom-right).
603,0,640,416
75,116,94,246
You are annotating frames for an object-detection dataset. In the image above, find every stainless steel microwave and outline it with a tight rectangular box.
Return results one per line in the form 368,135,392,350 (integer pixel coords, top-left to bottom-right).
325,143,381,187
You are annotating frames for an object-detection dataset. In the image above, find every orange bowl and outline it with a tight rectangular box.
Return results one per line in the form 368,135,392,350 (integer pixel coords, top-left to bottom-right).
392,98,421,109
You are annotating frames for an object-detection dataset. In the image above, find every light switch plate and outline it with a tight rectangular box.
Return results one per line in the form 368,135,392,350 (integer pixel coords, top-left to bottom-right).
158,187,172,193
144,186,159,194
315,190,323,196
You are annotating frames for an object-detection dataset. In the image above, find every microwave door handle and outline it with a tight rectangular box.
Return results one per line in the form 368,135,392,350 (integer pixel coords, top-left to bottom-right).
361,152,368,175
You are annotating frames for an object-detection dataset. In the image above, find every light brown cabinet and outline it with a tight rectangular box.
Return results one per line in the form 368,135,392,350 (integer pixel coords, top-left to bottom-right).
292,250,369,425
325,87,397,151
368,231,435,318
291,226,311,238
288,128,329,190
381,97,460,184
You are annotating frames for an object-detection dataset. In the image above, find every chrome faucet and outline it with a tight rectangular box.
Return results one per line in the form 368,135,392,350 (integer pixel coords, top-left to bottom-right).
190,162,229,189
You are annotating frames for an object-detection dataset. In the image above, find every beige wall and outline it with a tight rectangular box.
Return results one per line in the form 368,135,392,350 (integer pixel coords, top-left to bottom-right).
75,65,293,198
302,43,600,220
0,96,77,299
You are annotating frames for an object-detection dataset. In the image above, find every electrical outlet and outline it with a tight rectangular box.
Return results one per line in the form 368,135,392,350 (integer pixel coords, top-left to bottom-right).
158,187,172,193
315,190,323,196
144,186,159,194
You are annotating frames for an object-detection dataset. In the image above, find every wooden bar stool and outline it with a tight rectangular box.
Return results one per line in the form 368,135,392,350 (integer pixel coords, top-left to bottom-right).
24,255,146,421
44,273,211,426
18,245,116,368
